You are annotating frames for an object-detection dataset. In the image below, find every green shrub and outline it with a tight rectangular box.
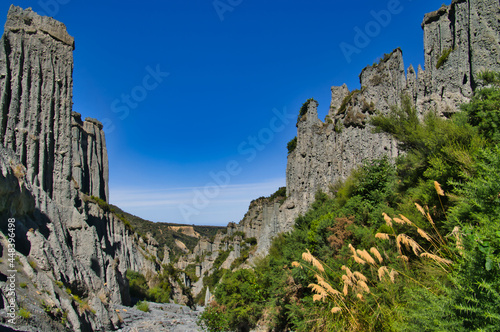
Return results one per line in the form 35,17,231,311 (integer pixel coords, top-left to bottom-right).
126,270,148,299
287,136,297,154
19,282,27,289
18,307,31,319
135,300,149,312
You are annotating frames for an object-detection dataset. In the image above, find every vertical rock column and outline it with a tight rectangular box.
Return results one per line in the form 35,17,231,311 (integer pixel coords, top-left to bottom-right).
71,112,109,202
0,5,75,203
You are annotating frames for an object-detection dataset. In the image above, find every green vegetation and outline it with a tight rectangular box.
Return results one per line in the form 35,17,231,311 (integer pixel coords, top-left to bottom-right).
18,307,31,319
135,300,150,312
297,98,317,123
198,72,500,332
19,282,27,288
126,269,172,303
287,136,297,154
436,47,453,69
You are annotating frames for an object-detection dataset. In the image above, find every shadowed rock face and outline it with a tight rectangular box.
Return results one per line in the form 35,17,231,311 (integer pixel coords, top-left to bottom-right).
0,6,158,331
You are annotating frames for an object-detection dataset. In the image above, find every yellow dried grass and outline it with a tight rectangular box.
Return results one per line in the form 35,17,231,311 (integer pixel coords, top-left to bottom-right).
399,214,414,226
302,249,325,272
389,269,398,283
353,271,367,282
357,249,376,265
375,233,390,240
420,253,453,265
434,181,445,196
370,247,383,263
352,255,366,265
417,228,432,242
378,266,389,281
316,275,341,297
382,212,393,227
331,307,342,314
357,280,370,294
415,203,426,217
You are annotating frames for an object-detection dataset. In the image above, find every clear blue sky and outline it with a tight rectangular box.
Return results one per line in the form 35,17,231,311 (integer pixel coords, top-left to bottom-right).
2,0,446,225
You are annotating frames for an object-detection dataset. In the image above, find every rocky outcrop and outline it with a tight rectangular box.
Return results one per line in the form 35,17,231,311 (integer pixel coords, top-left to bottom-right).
72,113,109,202
0,6,161,331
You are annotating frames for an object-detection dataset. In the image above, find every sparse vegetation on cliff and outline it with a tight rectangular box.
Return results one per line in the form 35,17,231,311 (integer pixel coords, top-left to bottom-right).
436,47,454,69
287,136,297,154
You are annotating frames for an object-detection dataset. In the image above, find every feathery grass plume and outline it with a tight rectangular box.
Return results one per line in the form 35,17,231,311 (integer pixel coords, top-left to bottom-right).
389,269,398,283
291,261,302,269
312,294,323,302
375,233,390,240
393,217,406,225
342,283,349,296
415,203,426,217
378,266,389,281
396,234,422,256
309,283,328,300
331,307,342,314
353,271,367,282
399,214,414,226
357,249,376,265
356,293,364,301
426,212,435,225
397,255,409,262
421,253,453,265
382,212,393,227
434,181,445,196
417,228,432,242
302,249,325,272
316,275,341,297
342,274,353,286
341,265,354,279
370,247,383,263
358,280,370,294
353,255,366,265
348,243,357,256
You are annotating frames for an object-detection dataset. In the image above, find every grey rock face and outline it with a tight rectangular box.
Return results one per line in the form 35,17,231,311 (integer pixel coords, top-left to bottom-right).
72,112,109,202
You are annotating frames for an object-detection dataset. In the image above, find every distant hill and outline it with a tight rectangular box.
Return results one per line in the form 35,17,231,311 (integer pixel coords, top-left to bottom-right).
110,205,226,257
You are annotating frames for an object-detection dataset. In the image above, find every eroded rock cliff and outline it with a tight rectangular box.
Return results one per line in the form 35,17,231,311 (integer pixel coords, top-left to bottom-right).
0,6,159,331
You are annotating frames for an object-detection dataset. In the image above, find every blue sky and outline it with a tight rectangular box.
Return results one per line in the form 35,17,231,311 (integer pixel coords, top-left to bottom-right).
2,0,446,225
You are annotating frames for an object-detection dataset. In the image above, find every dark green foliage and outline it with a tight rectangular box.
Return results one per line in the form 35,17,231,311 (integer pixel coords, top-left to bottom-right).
462,71,500,142
126,270,148,299
287,136,297,154
371,94,483,210
126,269,172,303
268,186,286,201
